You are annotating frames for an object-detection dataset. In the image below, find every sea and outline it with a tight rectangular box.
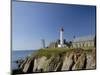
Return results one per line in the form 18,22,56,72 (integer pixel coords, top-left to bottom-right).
12,50,36,70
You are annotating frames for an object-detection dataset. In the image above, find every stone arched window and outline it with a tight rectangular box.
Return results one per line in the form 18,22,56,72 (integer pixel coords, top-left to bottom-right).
79,43,81,48
85,42,87,47
75,43,77,48
77,43,79,48
82,42,84,47
84,42,87,47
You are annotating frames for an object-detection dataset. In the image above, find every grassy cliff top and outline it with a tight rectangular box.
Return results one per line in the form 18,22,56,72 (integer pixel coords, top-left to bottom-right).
32,48,95,59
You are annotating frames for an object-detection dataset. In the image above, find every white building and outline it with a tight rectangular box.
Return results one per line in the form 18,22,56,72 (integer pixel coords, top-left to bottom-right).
58,27,65,48
72,35,95,48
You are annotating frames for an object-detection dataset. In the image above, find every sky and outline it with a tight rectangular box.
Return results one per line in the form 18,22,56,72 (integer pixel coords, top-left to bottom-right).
12,1,96,50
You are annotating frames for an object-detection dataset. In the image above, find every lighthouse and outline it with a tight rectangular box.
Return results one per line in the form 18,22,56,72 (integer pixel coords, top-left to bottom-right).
58,27,64,48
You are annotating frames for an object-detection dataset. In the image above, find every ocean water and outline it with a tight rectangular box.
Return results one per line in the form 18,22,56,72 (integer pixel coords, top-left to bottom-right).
12,50,35,70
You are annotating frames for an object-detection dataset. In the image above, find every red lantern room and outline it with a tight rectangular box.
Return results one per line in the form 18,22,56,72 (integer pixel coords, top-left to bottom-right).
60,27,64,32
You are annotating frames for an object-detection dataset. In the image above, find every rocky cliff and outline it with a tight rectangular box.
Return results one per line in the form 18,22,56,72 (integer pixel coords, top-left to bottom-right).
18,48,96,74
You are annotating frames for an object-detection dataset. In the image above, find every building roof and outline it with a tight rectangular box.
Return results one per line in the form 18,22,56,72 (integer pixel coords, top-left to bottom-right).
72,35,95,43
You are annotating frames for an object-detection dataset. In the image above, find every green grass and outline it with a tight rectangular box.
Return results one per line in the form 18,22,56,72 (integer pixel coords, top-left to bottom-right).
34,48,69,59
31,47,95,59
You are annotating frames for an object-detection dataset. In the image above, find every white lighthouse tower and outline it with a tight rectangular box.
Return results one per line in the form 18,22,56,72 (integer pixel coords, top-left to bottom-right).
58,27,64,48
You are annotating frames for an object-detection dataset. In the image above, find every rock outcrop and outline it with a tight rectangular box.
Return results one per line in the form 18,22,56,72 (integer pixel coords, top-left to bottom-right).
19,49,96,73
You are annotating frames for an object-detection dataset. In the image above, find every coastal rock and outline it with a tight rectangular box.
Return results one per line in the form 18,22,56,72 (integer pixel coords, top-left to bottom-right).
18,49,96,74
86,54,96,69
46,54,63,71
22,57,34,73
33,56,47,72
20,57,28,69
72,53,86,70
61,53,74,70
